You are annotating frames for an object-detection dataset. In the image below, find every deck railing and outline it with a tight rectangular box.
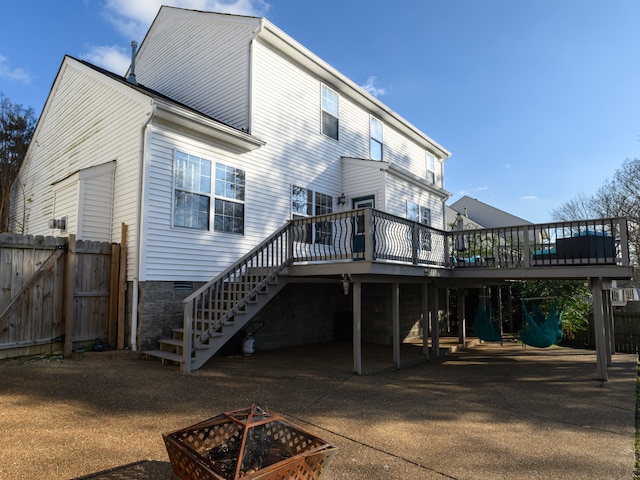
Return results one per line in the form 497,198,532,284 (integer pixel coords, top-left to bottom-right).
289,208,449,266
450,217,629,268
182,223,291,370
289,209,629,269
181,210,629,369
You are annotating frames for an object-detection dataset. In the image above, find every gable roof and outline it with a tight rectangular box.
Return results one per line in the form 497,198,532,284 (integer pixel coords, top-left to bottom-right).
449,196,532,228
75,56,266,152
137,6,451,159
31,55,265,157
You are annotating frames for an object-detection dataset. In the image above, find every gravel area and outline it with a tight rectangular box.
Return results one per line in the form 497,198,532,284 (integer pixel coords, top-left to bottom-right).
0,342,636,480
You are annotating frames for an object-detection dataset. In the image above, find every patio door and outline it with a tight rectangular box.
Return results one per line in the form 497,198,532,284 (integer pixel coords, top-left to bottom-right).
352,196,375,254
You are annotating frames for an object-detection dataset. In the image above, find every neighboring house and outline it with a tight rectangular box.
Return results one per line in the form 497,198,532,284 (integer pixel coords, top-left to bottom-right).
9,7,451,356
448,196,533,229
444,205,483,231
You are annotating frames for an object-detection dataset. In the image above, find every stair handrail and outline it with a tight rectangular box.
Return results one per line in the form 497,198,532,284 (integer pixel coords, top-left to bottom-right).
182,222,292,372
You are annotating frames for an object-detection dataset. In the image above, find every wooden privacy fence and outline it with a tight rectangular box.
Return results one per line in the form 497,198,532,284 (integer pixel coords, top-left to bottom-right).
0,231,125,360
564,312,640,354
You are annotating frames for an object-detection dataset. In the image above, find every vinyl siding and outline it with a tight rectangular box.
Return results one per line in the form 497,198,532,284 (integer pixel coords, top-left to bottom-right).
77,164,115,242
141,127,271,282
10,58,153,278
342,158,386,210
52,180,79,236
386,175,444,229
134,10,256,131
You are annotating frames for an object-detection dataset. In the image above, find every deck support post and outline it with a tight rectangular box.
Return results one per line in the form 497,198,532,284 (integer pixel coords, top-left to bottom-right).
590,277,608,381
604,290,614,366
353,281,362,375
392,283,400,368
422,284,429,358
457,288,466,346
429,284,440,357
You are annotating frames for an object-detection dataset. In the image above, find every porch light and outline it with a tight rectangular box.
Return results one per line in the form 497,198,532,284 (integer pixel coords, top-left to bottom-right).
337,193,346,205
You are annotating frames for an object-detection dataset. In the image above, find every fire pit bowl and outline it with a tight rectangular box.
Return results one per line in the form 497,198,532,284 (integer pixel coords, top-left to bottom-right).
163,404,338,480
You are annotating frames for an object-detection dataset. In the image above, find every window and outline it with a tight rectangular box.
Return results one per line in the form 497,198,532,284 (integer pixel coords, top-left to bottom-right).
426,152,436,184
292,186,333,244
173,151,245,234
315,192,333,245
173,151,211,230
370,116,383,160
214,163,245,234
292,185,312,216
407,201,432,250
321,84,339,140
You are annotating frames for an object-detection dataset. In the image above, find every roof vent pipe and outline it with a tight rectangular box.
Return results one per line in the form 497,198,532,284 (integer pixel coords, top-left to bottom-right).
127,41,137,85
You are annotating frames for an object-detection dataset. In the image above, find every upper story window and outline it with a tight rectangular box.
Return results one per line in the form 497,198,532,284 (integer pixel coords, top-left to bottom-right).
426,152,436,184
321,84,339,140
173,150,245,234
370,116,383,160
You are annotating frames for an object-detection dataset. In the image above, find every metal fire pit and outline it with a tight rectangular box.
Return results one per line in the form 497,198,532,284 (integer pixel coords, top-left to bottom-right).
163,404,338,480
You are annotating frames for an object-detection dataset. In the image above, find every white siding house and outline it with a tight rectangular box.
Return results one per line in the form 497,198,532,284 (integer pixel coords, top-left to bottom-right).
10,6,452,351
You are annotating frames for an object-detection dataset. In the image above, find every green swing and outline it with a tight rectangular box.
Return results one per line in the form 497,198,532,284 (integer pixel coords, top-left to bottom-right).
520,298,563,348
473,302,503,344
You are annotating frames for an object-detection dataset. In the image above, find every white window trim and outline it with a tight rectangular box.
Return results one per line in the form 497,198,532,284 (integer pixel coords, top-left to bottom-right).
370,116,383,160
426,152,436,184
171,149,246,235
321,84,339,141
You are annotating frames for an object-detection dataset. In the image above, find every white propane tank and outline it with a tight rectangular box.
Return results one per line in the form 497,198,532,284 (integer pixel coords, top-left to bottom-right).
242,334,255,356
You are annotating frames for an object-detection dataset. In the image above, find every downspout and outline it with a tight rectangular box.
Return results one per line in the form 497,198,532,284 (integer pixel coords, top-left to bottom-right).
131,105,155,351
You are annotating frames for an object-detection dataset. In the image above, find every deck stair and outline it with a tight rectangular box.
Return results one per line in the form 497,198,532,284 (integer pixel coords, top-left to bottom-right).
143,224,291,372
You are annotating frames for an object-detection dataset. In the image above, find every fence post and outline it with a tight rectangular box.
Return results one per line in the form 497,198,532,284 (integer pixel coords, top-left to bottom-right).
108,243,121,348
117,224,127,350
63,235,76,357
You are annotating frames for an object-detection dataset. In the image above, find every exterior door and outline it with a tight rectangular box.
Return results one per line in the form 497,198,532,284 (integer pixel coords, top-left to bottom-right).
352,196,375,254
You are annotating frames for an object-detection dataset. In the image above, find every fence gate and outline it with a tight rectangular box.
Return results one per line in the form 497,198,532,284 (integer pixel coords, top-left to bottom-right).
0,233,121,360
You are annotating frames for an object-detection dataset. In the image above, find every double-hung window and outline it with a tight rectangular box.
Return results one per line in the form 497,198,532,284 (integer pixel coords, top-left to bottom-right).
214,163,245,234
173,150,245,234
321,84,339,140
370,116,383,160
173,151,212,230
426,152,436,184
292,186,333,244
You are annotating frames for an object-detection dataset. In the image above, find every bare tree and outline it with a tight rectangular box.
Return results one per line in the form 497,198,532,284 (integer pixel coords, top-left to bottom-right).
551,157,640,277
0,92,36,232
595,158,640,269
550,193,597,221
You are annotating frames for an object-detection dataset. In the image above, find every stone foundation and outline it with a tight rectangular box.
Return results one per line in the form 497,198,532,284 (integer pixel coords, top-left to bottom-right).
133,280,440,352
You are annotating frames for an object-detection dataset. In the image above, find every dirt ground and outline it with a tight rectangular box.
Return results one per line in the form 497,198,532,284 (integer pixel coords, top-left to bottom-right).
0,341,636,480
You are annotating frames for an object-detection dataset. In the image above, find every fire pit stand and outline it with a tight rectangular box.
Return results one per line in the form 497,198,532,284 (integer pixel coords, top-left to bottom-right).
163,404,338,480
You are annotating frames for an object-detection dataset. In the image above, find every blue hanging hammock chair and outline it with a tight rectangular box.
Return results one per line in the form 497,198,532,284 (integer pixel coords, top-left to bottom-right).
473,302,502,344
521,298,564,348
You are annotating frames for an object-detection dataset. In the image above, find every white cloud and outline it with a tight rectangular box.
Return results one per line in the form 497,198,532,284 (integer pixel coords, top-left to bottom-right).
504,163,512,169
82,45,132,75
0,54,31,83
458,185,489,196
521,195,538,201
361,76,388,97
102,0,271,40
